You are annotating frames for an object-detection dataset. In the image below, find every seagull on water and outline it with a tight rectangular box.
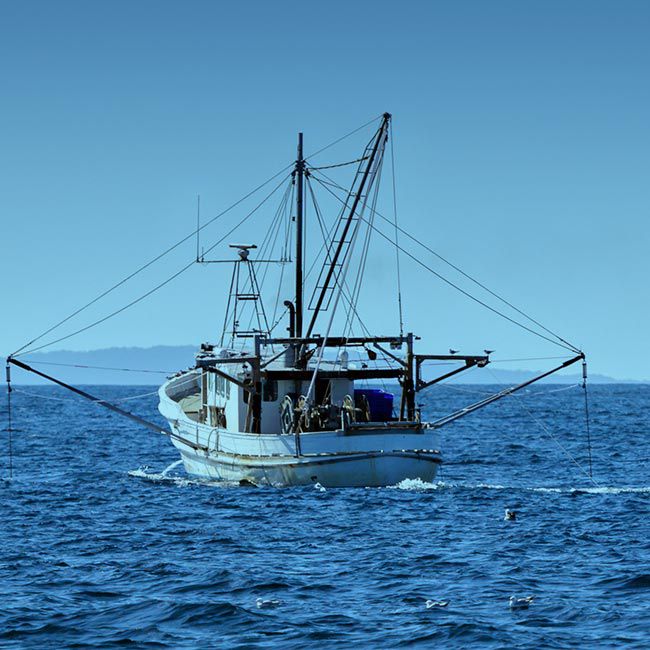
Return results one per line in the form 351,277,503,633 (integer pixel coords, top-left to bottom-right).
509,595,534,610
426,599,449,609
504,509,517,521
449,348,459,355
256,597,281,609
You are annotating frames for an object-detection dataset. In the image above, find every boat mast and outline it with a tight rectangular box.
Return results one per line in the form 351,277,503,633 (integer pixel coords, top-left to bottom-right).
295,133,305,338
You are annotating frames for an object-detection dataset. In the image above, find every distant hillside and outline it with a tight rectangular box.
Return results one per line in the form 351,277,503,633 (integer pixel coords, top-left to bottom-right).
7,345,645,385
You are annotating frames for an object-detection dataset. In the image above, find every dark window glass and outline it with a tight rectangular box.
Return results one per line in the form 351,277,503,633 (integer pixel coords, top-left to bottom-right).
263,380,278,402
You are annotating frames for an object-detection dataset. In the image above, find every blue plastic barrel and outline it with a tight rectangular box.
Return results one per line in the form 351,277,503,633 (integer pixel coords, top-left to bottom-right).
354,388,394,421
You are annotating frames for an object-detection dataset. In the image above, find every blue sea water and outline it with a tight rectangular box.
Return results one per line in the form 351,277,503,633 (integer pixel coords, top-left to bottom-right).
1,383,649,648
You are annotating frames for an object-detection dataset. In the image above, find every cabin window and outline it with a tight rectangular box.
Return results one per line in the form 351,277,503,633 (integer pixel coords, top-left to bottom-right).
263,379,278,402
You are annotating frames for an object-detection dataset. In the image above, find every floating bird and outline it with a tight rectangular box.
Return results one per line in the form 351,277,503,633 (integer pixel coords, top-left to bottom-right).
484,349,495,355
449,349,459,355
256,597,281,609
426,600,449,609
509,595,534,610
504,509,517,521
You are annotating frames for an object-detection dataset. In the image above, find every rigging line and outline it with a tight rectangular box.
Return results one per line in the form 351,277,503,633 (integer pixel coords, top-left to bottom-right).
237,187,292,350
310,169,580,353
343,170,380,338
271,181,296,326
389,120,404,337
304,135,389,405
11,166,295,359
305,124,387,336
582,360,594,479
486,365,599,487
310,174,576,353
490,356,569,363
236,180,293,345
5,362,12,479
269,179,376,337
17,360,173,374
268,211,338,334
14,387,162,403
343,155,384,339
11,117,380,358
304,114,382,162
13,388,72,402
18,174,292,357
305,175,392,368
308,156,369,171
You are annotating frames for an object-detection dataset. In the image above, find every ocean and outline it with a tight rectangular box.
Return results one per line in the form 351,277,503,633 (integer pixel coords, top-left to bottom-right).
1,383,649,648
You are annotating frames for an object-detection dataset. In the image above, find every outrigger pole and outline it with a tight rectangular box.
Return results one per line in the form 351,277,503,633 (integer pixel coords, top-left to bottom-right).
7,357,166,435
5,356,213,454
429,353,585,429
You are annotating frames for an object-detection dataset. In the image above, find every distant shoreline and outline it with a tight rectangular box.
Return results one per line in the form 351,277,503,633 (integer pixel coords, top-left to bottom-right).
5,345,648,385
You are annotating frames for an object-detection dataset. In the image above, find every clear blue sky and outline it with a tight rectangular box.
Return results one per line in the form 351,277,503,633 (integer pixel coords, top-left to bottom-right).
1,1,649,379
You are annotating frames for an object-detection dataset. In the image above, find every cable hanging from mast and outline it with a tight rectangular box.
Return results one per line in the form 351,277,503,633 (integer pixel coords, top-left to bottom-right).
310,172,579,354
16,173,292,357
389,120,405,337
312,166,579,353
10,113,385,360
11,165,295,358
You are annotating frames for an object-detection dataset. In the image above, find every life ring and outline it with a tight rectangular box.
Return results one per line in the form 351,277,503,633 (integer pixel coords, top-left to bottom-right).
297,395,310,432
280,395,295,434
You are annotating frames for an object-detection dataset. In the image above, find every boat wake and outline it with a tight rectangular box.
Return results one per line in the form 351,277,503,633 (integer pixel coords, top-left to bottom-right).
390,478,650,495
127,461,239,488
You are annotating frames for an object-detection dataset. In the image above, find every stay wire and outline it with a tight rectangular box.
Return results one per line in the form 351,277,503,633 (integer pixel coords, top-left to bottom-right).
310,174,577,353
486,365,599,487
18,174,291,357
343,155,383,339
11,165,295,358
5,363,12,479
389,120,405,337
583,360,594,478
309,156,369,171
305,175,392,370
17,360,173,373
310,168,579,353
236,179,293,344
304,114,382,162
11,114,381,358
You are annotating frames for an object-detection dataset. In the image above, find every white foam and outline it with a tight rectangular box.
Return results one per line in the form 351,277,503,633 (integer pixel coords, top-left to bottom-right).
161,459,184,476
390,478,446,491
389,479,650,495
127,465,237,489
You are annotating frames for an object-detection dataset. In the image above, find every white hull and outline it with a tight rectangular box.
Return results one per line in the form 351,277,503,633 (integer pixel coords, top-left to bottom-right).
173,440,440,488
159,373,441,488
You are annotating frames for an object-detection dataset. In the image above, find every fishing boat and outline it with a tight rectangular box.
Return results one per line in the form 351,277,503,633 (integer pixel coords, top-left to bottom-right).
154,113,584,487
6,113,588,487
